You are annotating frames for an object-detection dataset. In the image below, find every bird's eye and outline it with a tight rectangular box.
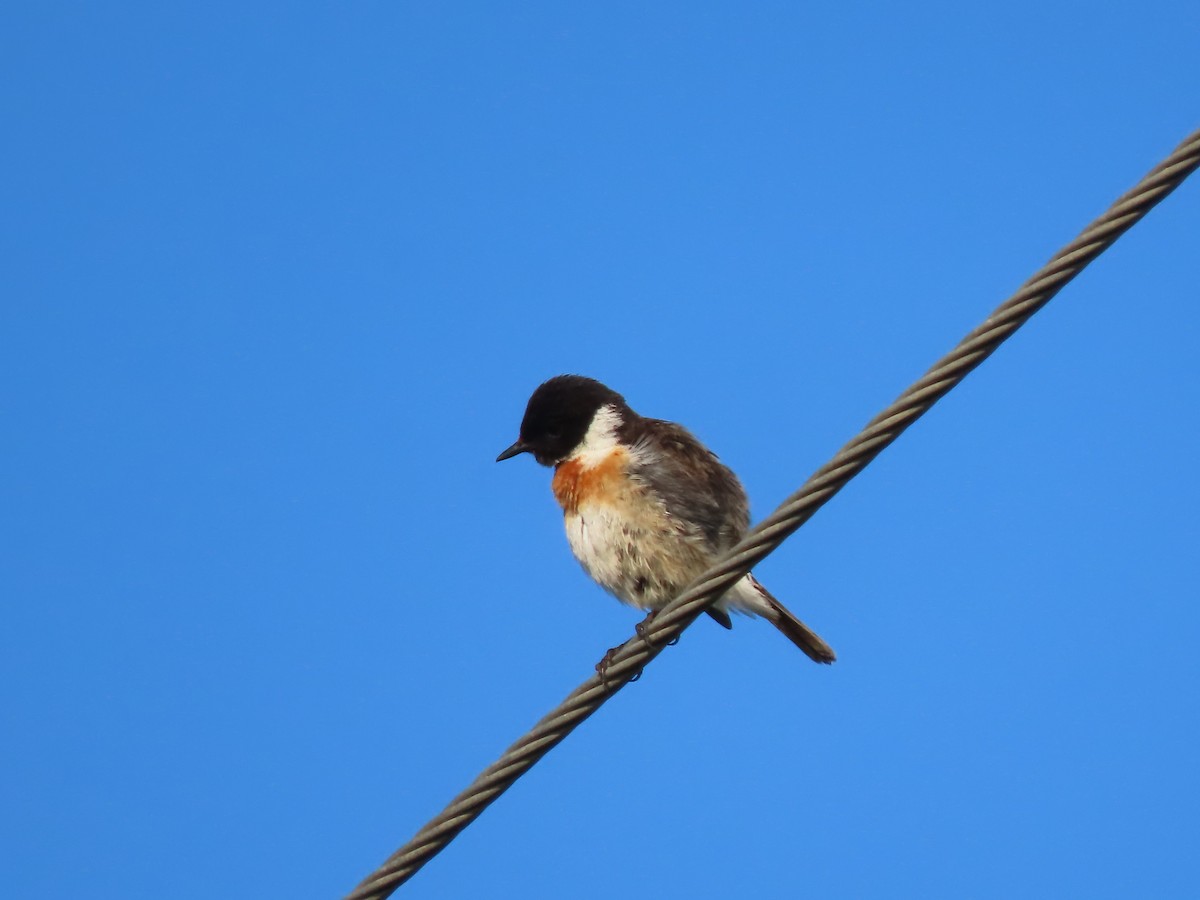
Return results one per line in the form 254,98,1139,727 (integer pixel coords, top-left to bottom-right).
545,424,563,439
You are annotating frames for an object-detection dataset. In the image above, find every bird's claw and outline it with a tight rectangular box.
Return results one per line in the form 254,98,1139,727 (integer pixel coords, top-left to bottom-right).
595,646,642,684
635,611,680,649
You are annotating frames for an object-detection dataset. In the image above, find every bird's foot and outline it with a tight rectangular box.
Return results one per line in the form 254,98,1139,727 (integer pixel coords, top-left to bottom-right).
595,646,642,684
635,610,680,649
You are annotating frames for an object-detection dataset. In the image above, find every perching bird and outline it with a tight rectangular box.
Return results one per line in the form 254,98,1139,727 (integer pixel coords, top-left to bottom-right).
497,375,835,664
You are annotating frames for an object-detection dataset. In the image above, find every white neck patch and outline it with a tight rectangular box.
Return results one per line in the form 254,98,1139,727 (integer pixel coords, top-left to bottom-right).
571,404,623,465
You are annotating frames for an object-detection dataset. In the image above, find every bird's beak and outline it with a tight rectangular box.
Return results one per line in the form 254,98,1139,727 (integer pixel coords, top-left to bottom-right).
496,439,531,462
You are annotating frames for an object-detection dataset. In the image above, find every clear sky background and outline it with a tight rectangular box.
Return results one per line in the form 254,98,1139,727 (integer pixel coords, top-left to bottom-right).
3,4,1198,898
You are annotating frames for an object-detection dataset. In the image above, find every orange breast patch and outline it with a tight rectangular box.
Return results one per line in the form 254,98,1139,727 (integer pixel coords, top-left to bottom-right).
552,449,628,514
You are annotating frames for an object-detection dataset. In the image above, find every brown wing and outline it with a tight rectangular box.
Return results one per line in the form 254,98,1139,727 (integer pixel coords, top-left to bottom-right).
623,418,750,556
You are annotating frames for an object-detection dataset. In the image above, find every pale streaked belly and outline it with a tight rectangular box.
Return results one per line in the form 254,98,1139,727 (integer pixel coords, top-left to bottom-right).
563,496,712,610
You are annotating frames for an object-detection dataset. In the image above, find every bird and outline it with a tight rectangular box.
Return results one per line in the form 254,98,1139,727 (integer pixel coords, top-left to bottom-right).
496,375,836,664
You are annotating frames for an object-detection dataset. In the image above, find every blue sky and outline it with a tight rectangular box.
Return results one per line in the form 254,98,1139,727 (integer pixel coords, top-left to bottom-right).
3,4,1198,898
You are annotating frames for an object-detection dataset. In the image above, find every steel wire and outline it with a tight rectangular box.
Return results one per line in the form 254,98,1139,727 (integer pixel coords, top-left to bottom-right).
346,127,1200,899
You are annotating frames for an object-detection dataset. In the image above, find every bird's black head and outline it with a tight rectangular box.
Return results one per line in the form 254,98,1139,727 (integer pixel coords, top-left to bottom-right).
496,375,626,466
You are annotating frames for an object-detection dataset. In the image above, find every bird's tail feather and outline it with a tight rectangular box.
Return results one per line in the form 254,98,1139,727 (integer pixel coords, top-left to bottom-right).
743,575,836,664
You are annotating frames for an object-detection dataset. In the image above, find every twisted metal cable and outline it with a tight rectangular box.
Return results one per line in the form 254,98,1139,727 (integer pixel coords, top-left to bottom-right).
347,127,1200,899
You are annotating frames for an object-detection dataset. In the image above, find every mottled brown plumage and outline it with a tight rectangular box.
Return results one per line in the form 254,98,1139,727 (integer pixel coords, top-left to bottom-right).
498,375,836,664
